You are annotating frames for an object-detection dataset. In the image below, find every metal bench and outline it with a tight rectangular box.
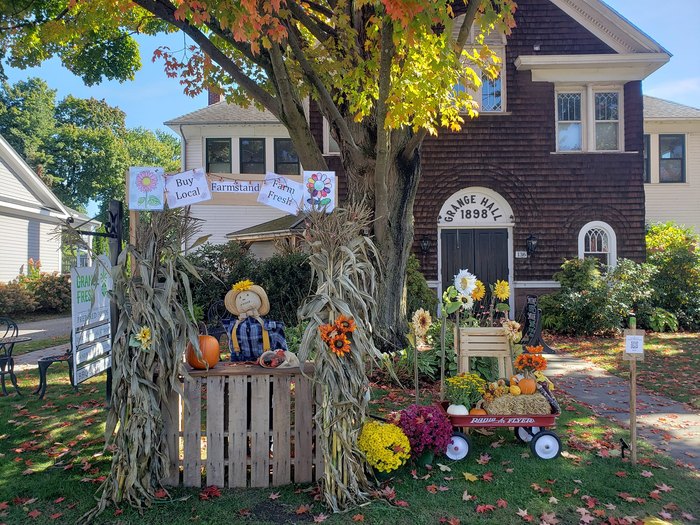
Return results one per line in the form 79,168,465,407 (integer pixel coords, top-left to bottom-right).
33,352,78,400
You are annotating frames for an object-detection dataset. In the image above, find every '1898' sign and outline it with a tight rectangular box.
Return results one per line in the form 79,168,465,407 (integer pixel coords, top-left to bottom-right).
438,190,511,225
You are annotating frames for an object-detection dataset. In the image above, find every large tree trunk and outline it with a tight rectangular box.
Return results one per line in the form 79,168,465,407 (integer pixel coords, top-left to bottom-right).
340,126,422,352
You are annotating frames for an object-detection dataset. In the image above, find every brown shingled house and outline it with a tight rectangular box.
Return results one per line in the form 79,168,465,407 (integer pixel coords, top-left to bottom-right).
167,0,670,311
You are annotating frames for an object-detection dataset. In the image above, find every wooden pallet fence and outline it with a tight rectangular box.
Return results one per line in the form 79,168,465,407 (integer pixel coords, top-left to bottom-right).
162,362,321,488
457,326,514,379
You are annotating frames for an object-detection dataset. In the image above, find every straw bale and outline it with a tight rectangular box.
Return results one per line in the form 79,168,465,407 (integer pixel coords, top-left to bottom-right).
483,392,551,415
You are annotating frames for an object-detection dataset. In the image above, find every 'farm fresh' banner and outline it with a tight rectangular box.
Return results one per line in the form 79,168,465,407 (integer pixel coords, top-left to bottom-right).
257,173,304,215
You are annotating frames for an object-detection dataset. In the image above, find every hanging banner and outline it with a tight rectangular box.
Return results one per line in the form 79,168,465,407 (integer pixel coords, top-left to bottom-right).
257,173,304,215
165,168,212,208
71,255,112,385
129,167,165,210
303,170,336,212
211,179,262,194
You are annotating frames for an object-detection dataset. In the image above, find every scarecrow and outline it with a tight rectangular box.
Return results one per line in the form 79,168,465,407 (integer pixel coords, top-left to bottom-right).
224,280,288,362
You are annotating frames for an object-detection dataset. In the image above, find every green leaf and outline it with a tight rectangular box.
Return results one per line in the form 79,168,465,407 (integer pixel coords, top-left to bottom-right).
137,196,146,205
496,303,511,312
148,195,161,206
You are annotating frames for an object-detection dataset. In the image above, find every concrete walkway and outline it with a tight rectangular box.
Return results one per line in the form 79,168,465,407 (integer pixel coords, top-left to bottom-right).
17,315,71,341
547,351,700,470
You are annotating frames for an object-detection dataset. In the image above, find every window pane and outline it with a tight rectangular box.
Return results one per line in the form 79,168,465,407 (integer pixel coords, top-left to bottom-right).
481,75,502,112
274,138,299,175
206,138,232,173
643,134,650,183
659,135,685,183
328,134,340,154
240,138,265,174
595,92,618,120
557,93,581,121
558,123,582,151
595,122,618,150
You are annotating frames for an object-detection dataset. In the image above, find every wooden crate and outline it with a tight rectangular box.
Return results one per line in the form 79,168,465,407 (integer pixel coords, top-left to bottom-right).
162,362,321,488
456,327,513,379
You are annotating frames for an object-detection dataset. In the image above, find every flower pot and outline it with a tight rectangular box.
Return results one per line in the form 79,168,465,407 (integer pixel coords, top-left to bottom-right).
446,404,469,416
415,449,435,468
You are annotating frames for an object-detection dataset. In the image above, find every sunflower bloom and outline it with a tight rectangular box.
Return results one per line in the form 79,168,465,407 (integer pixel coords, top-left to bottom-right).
329,334,351,357
454,269,477,296
471,280,486,301
135,326,152,349
232,279,254,292
411,308,432,337
494,280,510,301
318,323,336,343
335,315,356,333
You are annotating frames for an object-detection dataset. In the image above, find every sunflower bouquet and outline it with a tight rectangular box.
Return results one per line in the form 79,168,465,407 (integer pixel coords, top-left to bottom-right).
357,420,411,473
514,345,548,375
318,315,356,357
443,268,512,327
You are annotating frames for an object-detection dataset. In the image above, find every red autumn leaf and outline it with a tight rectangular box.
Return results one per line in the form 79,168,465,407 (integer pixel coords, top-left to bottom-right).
381,486,396,500
154,488,168,499
238,508,251,517
0,501,9,510
395,500,410,507
659,510,673,520
446,518,460,525
438,486,449,492
482,471,494,482
313,513,328,523
615,471,627,477
53,497,65,504
497,498,508,508
476,504,495,513
114,508,124,516
649,490,661,500
476,453,491,465
640,470,653,478
268,492,281,500
28,509,42,519
426,484,438,494
296,504,311,514
681,512,695,521
517,508,533,522
49,513,63,520
656,483,673,493
352,514,364,522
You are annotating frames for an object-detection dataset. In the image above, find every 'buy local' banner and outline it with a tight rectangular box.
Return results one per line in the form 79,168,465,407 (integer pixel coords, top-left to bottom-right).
165,168,212,208
257,171,336,215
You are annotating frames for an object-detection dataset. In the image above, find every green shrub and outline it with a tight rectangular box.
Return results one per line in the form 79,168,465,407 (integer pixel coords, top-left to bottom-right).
0,281,37,316
646,222,700,330
406,254,438,318
32,273,71,312
647,307,679,333
540,257,655,336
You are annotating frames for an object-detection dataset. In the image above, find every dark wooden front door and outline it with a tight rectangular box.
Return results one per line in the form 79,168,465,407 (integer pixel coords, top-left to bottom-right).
441,229,509,289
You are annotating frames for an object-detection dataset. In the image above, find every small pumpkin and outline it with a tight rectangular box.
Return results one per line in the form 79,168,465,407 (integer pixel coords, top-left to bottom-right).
469,400,487,415
518,377,537,395
186,335,220,370
509,375,519,387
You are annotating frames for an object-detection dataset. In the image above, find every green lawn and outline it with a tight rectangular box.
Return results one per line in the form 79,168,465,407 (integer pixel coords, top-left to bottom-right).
1,363,699,524
9,336,70,357
550,332,700,408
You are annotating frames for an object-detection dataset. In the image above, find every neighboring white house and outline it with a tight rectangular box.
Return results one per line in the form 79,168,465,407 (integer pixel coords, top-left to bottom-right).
0,134,98,282
165,98,306,258
644,96,700,233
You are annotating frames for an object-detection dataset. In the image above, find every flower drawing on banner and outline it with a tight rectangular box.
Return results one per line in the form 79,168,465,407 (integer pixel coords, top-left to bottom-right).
135,169,161,208
306,172,332,208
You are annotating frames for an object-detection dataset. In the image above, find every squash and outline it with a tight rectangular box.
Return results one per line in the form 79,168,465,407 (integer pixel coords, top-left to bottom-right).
509,385,521,396
469,407,488,415
186,335,220,369
509,375,519,387
518,377,537,395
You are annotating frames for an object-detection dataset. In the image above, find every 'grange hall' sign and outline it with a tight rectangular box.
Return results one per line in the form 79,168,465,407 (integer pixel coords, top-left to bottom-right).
438,188,513,226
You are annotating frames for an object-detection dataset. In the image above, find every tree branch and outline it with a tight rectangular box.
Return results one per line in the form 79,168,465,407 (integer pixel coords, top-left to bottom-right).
0,6,69,32
133,0,280,117
455,0,482,51
287,0,336,44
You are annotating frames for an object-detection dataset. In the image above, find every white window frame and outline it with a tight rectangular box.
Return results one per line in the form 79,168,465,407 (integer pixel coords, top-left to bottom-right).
555,85,624,153
578,220,617,267
322,118,340,155
478,45,507,113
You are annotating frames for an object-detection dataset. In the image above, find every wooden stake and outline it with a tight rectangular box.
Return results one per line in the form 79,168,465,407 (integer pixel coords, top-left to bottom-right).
414,342,419,405
630,358,637,465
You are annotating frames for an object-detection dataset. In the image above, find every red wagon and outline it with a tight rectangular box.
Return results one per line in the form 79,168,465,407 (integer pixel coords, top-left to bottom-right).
436,402,562,461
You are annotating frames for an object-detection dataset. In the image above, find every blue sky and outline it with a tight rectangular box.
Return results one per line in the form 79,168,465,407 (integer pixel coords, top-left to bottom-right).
4,0,700,134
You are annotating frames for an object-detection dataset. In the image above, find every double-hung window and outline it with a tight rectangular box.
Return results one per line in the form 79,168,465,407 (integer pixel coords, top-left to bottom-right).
555,87,622,152
659,134,685,183
240,138,265,174
274,138,300,175
206,138,232,173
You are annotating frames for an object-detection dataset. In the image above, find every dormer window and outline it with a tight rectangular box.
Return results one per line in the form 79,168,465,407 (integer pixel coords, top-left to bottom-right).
555,86,623,152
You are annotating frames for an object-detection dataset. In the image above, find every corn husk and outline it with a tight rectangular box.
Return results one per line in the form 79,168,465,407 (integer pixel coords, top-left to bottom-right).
483,392,551,415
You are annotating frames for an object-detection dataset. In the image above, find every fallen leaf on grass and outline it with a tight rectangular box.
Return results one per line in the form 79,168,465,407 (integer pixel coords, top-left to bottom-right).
681,512,695,521
154,488,168,499
352,514,364,521
656,483,673,493
437,463,451,472
549,497,559,504
313,513,328,522
268,492,281,500
649,490,661,500
426,484,438,494
463,472,478,482
49,512,63,520
395,500,410,507
496,498,508,508
640,470,654,478
517,508,533,522
295,504,311,515
615,471,627,477
462,490,476,502
53,497,65,504
27,509,42,519
476,504,495,513
476,453,491,465
482,471,494,482
540,511,559,525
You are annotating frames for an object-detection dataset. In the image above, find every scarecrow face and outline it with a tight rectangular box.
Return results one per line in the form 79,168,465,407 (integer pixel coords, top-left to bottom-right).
236,290,262,313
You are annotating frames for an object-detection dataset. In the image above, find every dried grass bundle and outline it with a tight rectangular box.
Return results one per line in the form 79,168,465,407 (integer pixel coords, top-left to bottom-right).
298,205,382,512
483,392,552,415
80,209,203,523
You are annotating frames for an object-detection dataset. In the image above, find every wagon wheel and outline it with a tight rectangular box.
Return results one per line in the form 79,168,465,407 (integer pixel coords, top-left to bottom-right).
446,431,471,461
530,431,561,460
514,426,543,443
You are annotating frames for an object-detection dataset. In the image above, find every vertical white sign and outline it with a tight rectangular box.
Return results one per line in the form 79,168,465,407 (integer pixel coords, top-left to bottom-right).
129,167,165,210
165,168,212,208
303,171,336,212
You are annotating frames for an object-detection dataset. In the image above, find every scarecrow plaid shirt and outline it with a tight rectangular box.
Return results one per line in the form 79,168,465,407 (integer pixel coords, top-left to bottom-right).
225,317,288,362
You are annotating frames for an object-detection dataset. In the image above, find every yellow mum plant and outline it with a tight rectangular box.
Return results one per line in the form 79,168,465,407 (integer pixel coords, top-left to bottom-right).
357,420,411,473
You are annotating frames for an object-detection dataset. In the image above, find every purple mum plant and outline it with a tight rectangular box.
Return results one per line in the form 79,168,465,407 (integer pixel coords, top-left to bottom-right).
391,404,452,456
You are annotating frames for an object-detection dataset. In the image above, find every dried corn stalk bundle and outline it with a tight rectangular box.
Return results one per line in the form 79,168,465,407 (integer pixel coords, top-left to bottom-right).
80,209,202,523
298,205,382,513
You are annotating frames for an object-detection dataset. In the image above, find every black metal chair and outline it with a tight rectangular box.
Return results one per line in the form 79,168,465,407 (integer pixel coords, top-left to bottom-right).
0,317,22,396
206,300,234,349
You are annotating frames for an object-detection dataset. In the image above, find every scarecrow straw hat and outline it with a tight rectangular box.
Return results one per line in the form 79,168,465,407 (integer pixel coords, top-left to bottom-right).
225,280,270,316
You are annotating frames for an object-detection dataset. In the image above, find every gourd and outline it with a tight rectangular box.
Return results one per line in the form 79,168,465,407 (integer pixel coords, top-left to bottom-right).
518,377,537,395
469,400,488,415
186,335,220,369
509,385,521,396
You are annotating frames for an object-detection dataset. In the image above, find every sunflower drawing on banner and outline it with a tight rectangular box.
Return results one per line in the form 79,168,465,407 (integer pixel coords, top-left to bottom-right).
129,167,165,211
303,170,335,212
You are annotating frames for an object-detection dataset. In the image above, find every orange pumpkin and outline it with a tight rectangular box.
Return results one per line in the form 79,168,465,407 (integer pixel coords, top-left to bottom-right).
469,407,488,415
518,377,537,395
186,335,220,370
